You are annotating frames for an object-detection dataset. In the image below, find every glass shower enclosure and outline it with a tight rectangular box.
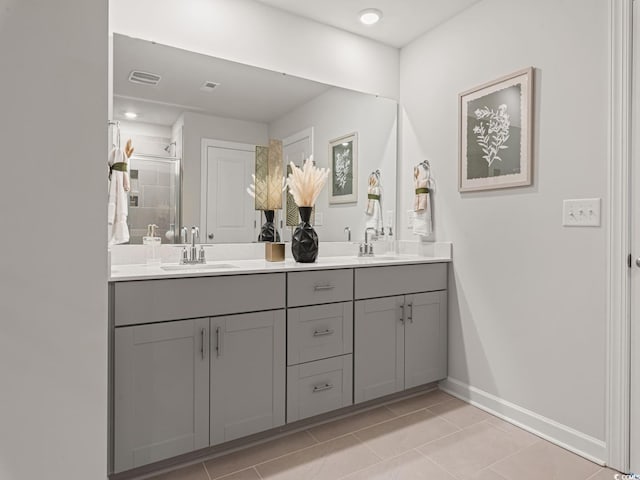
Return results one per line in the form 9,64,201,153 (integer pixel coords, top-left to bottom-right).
126,154,181,244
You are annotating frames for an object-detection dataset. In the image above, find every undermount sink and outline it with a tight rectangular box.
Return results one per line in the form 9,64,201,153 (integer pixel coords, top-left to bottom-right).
356,256,399,261
160,263,238,271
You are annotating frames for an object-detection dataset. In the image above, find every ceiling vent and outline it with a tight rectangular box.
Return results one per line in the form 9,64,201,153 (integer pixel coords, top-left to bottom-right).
128,70,162,86
200,81,220,92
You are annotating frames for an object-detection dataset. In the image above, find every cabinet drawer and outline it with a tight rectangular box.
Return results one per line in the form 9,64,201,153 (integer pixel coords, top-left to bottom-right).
287,269,353,307
287,355,353,422
355,263,447,300
287,302,353,366
114,273,285,326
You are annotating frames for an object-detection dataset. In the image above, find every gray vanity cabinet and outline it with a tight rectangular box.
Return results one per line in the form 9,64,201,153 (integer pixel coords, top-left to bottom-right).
210,310,286,446
354,296,405,403
113,318,210,473
354,264,448,404
354,291,447,402
404,291,448,388
110,264,449,473
285,270,354,422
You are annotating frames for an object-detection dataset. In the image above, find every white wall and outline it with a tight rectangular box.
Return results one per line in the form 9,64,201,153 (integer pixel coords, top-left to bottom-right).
171,114,185,160
119,120,172,139
119,120,172,156
400,0,608,458
0,1,108,479
182,112,269,227
269,88,397,242
109,0,399,99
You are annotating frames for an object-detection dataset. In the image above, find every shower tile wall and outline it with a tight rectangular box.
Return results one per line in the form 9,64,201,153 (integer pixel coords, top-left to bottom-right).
121,131,179,244
128,160,176,244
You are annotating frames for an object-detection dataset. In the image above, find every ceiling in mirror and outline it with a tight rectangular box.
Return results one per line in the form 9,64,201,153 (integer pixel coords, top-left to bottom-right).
113,35,332,125
113,34,398,245
253,0,482,47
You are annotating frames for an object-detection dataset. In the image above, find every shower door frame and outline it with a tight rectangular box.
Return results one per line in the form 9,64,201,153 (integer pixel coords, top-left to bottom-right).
128,153,182,244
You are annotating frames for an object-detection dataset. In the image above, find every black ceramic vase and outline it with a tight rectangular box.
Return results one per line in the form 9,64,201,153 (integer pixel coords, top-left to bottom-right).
291,206,318,263
258,210,280,243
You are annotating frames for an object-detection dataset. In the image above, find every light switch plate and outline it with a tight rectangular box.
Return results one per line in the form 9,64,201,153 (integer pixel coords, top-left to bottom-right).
562,198,601,227
315,212,323,226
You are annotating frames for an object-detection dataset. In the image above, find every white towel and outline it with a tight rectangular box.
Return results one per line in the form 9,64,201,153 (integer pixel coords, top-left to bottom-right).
413,162,433,237
365,172,383,232
107,147,130,245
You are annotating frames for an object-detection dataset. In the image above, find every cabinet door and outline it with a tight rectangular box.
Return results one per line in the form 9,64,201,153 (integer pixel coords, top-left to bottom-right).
210,310,285,445
113,318,209,473
404,291,448,389
354,296,405,403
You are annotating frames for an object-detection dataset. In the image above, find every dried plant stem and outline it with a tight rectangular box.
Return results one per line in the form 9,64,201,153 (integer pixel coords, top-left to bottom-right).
286,157,330,207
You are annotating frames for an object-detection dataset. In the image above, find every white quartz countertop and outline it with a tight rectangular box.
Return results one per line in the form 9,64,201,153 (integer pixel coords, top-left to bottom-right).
109,254,451,282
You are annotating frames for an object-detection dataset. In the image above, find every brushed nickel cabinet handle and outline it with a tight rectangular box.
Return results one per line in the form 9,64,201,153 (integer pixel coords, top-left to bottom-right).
408,302,414,323
399,303,405,323
312,383,334,393
215,327,222,357
200,328,206,359
313,328,335,337
314,284,335,291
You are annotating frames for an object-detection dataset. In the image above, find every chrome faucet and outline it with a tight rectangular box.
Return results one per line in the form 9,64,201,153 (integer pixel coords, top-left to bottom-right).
359,227,378,257
190,226,199,262
180,226,206,264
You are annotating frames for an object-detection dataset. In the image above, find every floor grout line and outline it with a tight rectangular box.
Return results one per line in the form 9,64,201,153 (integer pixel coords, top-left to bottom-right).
468,439,544,477
413,447,469,480
202,431,319,479
308,410,421,444
584,467,622,480
384,395,457,416
148,391,609,480
251,466,263,479
334,449,420,480
584,468,604,480
433,413,465,432
305,428,319,443
202,461,213,480
359,439,384,461
208,405,500,480
245,432,360,471
381,404,398,416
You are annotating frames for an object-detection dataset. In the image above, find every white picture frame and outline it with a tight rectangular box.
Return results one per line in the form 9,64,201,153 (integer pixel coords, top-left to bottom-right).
459,67,534,192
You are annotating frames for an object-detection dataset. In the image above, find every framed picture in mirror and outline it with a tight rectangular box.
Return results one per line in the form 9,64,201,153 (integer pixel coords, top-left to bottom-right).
459,67,534,192
329,132,358,204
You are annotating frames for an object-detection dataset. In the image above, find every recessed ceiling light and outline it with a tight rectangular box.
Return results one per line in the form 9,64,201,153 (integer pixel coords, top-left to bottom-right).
359,8,382,25
124,112,138,119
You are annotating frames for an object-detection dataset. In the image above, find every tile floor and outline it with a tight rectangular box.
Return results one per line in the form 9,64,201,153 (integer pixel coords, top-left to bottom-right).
145,390,620,480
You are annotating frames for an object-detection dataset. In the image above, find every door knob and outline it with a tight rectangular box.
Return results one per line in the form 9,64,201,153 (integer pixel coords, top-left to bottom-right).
636,258,640,268
208,233,214,240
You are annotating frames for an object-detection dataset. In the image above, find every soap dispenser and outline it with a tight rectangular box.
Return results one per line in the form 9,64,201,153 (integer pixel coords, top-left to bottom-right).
143,224,161,265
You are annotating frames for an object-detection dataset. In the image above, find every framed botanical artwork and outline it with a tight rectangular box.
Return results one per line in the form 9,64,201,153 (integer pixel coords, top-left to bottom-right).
459,67,534,192
329,132,358,204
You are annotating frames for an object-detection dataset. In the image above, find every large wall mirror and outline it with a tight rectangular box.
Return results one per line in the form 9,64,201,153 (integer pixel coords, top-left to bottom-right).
112,33,397,244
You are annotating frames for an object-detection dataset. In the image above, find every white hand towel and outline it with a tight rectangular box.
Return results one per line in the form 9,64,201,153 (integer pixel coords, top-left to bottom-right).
108,147,130,245
413,163,433,237
365,172,383,232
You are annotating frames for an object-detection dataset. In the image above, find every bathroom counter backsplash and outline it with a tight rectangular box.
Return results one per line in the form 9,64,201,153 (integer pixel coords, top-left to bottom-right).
109,241,452,282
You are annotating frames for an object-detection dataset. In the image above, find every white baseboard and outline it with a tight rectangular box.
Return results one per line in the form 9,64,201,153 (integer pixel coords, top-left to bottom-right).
439,377,607,465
